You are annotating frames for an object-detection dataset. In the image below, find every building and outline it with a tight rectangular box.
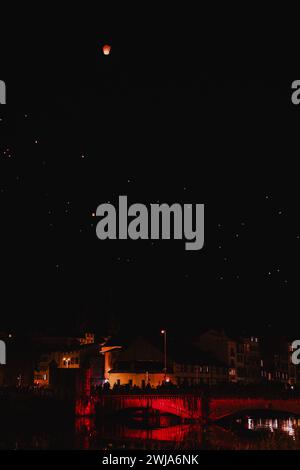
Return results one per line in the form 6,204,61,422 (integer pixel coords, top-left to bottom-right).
34,338,103,387
79,332,95,345
261,338,298,386
104,337,166,388
195,329,238,382
101,336,228,389
195,329,263,384
171,343,228,386
242,336,262,383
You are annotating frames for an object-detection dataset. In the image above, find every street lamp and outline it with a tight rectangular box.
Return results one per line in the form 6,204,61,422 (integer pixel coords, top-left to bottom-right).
63,357,71,368
161,329,167,381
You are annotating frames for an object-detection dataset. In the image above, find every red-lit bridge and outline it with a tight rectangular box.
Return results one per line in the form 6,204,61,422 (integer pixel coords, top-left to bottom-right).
76,393,300,422
209,397,300,421
94,394,202,420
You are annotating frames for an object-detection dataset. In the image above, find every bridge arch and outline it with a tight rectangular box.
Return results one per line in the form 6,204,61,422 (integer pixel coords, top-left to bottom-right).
95,395,202,420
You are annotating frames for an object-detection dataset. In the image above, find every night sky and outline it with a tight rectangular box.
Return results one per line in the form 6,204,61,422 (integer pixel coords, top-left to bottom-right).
0,22,299,338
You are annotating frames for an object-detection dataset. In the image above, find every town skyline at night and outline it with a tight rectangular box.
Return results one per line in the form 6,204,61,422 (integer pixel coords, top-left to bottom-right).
1,14,300,458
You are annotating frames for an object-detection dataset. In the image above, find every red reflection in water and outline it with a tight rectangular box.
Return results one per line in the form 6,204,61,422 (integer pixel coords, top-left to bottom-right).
75,417,202,449
75,417,97,450
75,417,94,434
122,423,199,442
76,369,95,416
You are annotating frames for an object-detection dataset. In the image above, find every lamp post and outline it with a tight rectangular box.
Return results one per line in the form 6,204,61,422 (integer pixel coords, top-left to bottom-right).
161,329,167,381
63,357,71,368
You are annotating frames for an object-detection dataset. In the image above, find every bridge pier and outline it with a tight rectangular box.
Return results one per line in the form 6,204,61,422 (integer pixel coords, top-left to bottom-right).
201,395,210,425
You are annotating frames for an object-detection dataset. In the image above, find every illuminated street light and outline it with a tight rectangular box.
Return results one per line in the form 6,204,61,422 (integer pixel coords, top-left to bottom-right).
160,329,167,381
63,357,71,368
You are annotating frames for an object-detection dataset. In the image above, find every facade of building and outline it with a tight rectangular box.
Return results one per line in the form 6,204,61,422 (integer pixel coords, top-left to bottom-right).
34,340,102,387
173,362,228,386
102,336,228,389
104,337,166,388
195,330,238,382
242,336,262,383
261,339,298,386
195,330,264,384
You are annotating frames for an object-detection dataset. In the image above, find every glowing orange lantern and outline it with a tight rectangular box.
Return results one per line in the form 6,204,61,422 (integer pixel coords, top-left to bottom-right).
102,44,111,56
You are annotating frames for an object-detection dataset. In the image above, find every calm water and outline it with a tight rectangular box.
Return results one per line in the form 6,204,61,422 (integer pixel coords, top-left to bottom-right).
2,412,300,450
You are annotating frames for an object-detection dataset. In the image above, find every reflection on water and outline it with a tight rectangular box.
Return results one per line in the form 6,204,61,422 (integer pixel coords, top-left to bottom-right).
75,415,203,450
246,417,299,438
216,414,300,450
2,413,300,450
75,414,300,451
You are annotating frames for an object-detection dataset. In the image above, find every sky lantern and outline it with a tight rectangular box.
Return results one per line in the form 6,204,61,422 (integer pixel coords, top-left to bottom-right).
102,44,111,56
